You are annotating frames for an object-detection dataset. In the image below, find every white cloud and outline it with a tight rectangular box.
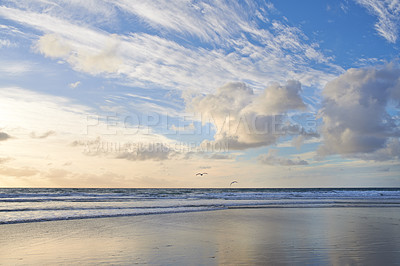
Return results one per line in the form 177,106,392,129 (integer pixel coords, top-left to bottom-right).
110,0,266,44
318,63,400,160
5,0,116,26
0,60,35,76
188,81,307,150
0,3,340,92
67,37,122,74
258,149,309,166
0,39,13,48
356,0,400,43
36,33,122,75
35,34,71,58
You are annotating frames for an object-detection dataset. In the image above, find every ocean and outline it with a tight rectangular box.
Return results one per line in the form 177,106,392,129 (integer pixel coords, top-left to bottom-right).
1,188,400,224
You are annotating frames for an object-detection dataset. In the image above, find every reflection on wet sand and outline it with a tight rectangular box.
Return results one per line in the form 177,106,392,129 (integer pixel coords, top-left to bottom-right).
1,207,399,265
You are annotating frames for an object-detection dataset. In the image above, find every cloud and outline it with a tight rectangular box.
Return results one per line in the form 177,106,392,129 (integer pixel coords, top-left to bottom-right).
30,130,56,139
0,60,35,76
356,0,400,43
204,153,234,160
0,165,39,177
170,123,195,132
71,136,180,161
0,87,92,134
36,33,122,74
68,41,122,74
0,157,12,164
355,138,400,161
111,1,267,44
115,143,176,161
258,149,309,166
291,129,320,149
318,63,400,160
0,132,11,141
0,3,340,92
0,38,14,48
35,33,71,58
188,81,307,150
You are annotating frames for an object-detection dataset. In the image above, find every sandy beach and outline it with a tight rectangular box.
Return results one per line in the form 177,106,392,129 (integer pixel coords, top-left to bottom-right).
1,207,399,265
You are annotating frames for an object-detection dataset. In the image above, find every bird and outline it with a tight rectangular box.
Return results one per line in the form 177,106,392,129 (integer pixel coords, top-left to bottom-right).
230,181,238,187
196,172,208,176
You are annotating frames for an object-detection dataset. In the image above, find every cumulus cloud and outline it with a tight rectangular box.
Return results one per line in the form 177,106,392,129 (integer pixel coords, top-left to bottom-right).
188,81,307,150
356,0,400,43
318,63,400,160
0,132,11,141
291,129,320,149
356,138,400,161
258,149,309,166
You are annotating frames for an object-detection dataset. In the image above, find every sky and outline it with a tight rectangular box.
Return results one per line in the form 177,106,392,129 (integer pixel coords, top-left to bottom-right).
0,0,399,188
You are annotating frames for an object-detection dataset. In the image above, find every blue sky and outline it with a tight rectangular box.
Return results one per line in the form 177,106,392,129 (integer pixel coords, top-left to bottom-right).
0,0,399,187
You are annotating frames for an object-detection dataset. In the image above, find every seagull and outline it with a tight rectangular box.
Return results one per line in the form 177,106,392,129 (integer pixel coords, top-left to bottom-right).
230,181,238,187
196,172,208,176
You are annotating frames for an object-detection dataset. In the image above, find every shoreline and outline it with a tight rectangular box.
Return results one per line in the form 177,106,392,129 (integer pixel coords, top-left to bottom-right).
2,202,400,225
1,207,399,265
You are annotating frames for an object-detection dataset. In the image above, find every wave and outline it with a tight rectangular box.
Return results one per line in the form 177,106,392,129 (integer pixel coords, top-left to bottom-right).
1,188,400,224
1,188,400,202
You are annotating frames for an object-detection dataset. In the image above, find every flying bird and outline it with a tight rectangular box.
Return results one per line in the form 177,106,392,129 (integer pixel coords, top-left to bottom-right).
196,172,208,176
230,181,238,187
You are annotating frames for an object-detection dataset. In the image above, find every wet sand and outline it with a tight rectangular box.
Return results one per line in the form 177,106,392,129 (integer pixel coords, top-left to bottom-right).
1,207,400,265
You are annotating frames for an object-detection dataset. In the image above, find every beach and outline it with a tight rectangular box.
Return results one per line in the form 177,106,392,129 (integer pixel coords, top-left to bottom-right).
1,207,399,265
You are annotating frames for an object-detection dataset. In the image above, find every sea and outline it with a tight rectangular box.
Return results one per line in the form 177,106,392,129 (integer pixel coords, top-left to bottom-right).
1,188,400,224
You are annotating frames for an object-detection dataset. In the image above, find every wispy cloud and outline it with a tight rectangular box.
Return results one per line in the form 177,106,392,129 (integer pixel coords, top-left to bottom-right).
356,0,400,43
110,0,267,44
0,2,340,92
0,60,35,76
